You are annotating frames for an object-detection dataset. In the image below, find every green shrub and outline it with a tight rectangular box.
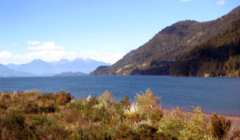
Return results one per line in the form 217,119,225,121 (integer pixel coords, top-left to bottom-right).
185,107,208,140
116,123,135,139
1,92,11,101
1,112,33,139
68,99,84,111
30,115,49,126
115,103,125,121
0,100,7,110
23,100,39,114
62,109,81,123
136,124,167,140
150,109,164,122
158,107,188,139
47,123,71,139
120,95,130,107
76,124,114,140
93,106,111,124
135,88,162,113
39,102,59,113
30,115,70,139
41,93,53,100
116,124,167,140
99,90,116,104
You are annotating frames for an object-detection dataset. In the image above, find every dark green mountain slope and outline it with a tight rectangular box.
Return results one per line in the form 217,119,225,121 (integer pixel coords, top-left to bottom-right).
91,6,240,76
170,18,240,77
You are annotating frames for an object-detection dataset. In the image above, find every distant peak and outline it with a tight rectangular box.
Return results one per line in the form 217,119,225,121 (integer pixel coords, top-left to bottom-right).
85,58,94,61
59,58,70,62
60,58,68,60
33,58,43,62
75,57,84,60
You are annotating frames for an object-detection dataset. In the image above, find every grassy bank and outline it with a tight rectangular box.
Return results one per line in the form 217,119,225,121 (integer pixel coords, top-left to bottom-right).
0,89,239,140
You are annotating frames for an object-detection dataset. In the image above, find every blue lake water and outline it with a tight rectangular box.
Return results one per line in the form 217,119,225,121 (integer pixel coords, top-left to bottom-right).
0,76,239,116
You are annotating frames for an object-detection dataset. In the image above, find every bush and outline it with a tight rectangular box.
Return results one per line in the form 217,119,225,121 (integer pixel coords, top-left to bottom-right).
99,90,116,104
30,115,70,139
230,128,240,140
76,124,114,140
39,102,59,113
1,113,32,139
30,115,49,126
150,109,164,122
41,93,55,100
136,124,166,140
116,124,167,139
0,100,7,110
93,106,111,124
158,107,188,139
120,95,130,107
57,95,67,105
210,113,231,139
185,107,208,140
135,88,162,119
115,103,125,120
60,89,72,103
23,100,39,114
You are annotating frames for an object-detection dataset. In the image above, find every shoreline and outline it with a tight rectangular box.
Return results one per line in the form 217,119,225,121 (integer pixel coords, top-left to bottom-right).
162,107,240,117
162,108,240,129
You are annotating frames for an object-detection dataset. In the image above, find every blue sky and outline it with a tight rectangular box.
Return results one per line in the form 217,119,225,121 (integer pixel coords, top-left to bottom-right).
0,0,239,64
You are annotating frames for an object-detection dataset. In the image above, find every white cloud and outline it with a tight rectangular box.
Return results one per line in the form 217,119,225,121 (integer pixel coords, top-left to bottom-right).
13,50,126,64
12,41,126,64
1,60,7,65
217,0,225,5
0,50,12,58
12,42,19,45
27,41,41,45
180,0,191,2
27,42,65,50
77,51,126,64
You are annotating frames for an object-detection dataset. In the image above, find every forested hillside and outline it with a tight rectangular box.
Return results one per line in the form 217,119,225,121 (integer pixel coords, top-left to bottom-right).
91,6,240,76
170,19,240,77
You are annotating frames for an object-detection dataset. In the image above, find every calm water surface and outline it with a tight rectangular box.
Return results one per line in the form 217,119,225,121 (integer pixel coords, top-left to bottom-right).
0,76,239,116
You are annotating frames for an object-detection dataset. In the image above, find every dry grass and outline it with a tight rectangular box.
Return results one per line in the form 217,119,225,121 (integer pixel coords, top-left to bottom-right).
0,89,239,140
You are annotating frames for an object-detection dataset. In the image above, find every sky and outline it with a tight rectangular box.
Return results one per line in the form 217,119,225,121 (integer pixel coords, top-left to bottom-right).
0,0,239,64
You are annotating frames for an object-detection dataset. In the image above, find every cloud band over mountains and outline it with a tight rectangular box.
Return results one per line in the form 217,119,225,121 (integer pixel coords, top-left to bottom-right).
1,41,126,64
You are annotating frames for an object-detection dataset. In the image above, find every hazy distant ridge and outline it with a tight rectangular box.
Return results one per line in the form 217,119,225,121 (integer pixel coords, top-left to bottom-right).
0,64,34,77
53,71,88,77
6,58,110,76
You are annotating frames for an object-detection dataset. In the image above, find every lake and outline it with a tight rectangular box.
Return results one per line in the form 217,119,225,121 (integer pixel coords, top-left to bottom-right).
0,76,239,116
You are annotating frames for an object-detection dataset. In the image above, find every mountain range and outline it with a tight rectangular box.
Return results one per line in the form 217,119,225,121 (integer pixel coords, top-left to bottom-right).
90,6,240,76
0,64,34,77
3,58,110,76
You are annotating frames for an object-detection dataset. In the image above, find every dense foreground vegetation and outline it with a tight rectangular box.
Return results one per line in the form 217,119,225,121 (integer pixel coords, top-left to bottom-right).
0,89,239,140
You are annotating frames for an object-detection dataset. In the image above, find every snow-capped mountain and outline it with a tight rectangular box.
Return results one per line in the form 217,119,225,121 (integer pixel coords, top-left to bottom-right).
49,57,111,74
6,58,111,76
